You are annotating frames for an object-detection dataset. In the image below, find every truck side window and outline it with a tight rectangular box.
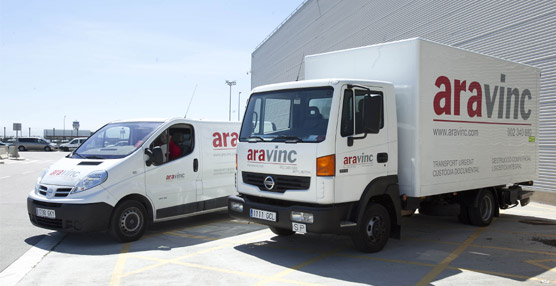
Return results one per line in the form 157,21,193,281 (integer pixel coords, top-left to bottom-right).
341,88,384,137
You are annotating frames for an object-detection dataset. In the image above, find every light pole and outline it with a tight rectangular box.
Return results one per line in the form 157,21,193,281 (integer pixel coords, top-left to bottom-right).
237,91,242,121
225,80,236,121
63,115,66,141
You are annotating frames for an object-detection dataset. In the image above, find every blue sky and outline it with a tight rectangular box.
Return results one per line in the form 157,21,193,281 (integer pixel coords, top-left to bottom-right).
0,0,304,137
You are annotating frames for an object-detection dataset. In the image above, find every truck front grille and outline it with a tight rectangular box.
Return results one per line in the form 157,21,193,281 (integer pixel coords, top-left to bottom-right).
242,172,310,193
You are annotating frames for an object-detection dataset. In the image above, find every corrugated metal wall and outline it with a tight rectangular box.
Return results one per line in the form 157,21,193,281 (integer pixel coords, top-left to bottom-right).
251,0,556,193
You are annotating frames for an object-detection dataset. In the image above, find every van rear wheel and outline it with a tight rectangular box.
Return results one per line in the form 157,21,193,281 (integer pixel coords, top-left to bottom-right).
18,146,25,151
44,146,51,151
109,200,147,242
352,203,391,253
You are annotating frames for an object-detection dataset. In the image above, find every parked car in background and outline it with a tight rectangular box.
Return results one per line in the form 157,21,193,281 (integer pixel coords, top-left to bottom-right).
0,141,6,146
59,137,87,151
11,137,58,151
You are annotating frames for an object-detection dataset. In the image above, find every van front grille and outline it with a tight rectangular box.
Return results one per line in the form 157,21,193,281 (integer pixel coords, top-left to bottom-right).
38,185,73,197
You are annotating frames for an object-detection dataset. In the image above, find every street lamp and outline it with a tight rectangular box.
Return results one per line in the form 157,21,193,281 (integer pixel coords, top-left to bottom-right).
238,92,242,121
63,115,66,141
225,80,236,121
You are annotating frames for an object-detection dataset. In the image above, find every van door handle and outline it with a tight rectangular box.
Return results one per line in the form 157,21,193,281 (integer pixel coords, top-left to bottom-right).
193,159,199,172
377,153,388,163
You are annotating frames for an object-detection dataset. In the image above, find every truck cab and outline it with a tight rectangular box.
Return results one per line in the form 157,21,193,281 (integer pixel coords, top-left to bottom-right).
229,79,401,252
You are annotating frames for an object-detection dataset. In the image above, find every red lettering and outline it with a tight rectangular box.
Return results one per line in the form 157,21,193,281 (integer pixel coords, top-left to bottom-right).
230,132,238,147
434,76,451,115
454,79,466,116
222,133,229,147
212,132,222,148
258,150,265,161
467,81,482,117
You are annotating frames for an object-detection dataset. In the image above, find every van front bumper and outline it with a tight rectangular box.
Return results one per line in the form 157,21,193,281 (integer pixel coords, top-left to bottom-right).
228,195,351,234
27,198,113,232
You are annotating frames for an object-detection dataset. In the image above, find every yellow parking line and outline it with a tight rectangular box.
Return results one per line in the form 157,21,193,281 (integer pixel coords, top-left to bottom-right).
164,231,219,240
524,258,556,273
118,231,270,279
449,265,555,283
407,237,556,256
528,204,556,211
109,242,131,286
416,227,486,286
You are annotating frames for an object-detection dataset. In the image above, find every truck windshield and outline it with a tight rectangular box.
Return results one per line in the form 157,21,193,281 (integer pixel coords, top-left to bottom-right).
72,122,162,159
240,87,333,143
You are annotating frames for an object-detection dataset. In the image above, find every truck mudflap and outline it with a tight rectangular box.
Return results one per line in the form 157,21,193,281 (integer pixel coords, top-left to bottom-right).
28,198,113,232
228,195,352,234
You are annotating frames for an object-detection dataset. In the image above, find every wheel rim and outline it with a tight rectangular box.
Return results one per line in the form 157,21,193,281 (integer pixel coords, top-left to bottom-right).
366,215,385,243
480,194,493,221
119,207,143,236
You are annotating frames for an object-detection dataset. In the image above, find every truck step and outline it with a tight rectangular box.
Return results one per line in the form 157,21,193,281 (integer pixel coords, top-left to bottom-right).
340,221,357,228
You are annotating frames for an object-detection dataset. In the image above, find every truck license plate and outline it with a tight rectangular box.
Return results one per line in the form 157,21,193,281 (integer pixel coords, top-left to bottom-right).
250,208,276,222
36,208,56,219
292,222,306,234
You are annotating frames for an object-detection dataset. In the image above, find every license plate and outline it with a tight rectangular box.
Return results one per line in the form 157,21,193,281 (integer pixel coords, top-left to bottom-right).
36,208,56,219
292,222,306,234
250,208,276,222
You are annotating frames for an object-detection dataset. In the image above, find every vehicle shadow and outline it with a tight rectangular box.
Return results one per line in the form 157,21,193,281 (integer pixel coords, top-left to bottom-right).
234,212,556,285
25,210,266,256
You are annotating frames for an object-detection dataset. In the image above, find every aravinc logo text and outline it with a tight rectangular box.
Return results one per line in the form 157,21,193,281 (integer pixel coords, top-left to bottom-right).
434,74,532,120
247,146,297,164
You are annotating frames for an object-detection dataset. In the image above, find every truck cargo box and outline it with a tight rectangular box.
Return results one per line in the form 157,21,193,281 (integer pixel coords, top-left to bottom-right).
305,38,540,198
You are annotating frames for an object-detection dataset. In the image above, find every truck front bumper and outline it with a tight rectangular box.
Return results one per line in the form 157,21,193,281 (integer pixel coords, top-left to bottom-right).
28,198,113,232
228,195,351,234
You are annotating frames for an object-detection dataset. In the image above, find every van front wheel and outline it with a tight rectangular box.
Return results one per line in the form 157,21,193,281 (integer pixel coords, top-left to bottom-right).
109,200,147,242
352,203,391,253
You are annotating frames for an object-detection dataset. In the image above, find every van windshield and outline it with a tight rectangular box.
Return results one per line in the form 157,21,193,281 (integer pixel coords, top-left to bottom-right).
239,87,333,143
72,122,162,159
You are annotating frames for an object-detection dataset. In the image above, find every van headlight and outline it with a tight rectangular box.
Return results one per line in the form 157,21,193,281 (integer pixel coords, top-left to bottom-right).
73,170,108,193
34,169,48,194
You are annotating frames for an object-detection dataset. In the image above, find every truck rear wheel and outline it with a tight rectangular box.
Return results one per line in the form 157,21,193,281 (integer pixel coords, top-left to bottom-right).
109,200,147,242
352,203,391,253
269,226,295,236
468,189,495,226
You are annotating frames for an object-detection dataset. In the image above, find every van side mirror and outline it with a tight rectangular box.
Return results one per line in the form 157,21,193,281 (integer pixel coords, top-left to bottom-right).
145,147,164,166
362,95,382,134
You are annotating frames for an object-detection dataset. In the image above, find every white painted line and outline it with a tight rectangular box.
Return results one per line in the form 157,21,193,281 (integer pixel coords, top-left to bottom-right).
21,171,34,175
0,176,10,180
0,232,65,286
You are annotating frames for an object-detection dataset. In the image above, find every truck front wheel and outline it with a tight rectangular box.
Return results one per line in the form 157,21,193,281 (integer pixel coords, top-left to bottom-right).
468,189,495,226
109,200,147,242
352,203,391,253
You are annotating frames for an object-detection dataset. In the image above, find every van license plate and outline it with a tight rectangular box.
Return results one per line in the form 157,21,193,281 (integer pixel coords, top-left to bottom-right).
292,222,306,234
36,208,56,219
250,208,276,222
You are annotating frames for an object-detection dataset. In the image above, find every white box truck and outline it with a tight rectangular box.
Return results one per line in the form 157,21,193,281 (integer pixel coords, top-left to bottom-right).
28,118,240,242
228,38,540,252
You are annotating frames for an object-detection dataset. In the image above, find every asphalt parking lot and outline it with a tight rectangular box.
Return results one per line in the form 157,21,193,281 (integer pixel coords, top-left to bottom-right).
2,202,555,285
1,152,555,285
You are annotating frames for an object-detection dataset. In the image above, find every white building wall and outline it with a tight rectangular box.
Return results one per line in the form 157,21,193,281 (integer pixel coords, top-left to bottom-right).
251,0,556,193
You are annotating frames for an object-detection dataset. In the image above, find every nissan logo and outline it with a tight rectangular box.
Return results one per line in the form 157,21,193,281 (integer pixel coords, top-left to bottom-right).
263,176,275,191
46,188,55,198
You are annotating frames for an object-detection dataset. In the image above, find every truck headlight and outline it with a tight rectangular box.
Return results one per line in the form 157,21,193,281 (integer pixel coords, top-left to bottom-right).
73,170,108,193
291,211,314,224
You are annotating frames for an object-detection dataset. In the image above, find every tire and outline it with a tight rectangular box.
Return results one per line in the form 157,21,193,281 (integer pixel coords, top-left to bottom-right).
457,203,471,225
269,226,295,236
352,203,391,253
109,200,147,242
18,146,26,151
44,146,51,151
468,189,495,226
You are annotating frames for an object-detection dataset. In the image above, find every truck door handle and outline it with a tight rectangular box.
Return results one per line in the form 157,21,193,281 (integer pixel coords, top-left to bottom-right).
193,159,199,172
377,153,388,163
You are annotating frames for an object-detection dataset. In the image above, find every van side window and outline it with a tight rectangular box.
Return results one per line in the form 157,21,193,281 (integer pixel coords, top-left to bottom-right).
150,124,194,165
341,88,384,137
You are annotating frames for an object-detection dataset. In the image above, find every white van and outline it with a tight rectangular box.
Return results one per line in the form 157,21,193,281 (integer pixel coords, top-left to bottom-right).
59,137,88,151
27,118,240,242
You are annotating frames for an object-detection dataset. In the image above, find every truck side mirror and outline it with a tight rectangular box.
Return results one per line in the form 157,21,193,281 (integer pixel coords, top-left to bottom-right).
362,95,382,134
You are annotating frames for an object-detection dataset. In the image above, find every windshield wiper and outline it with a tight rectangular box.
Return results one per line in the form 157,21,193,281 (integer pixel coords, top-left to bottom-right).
245,136,265,142
272,135,303,143
73,152,85,159
84,155,105,159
